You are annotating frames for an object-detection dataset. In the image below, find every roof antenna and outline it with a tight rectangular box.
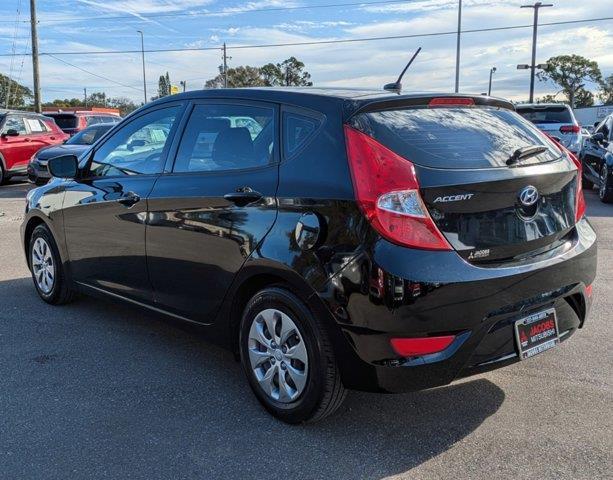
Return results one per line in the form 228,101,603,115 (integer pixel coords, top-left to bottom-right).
384,47,422,94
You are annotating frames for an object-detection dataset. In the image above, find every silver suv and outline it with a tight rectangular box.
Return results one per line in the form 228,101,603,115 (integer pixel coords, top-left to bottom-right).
516,103,582,155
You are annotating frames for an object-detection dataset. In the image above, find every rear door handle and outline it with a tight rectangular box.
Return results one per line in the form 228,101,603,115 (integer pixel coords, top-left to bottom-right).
224,186,263,206
117,191,141,207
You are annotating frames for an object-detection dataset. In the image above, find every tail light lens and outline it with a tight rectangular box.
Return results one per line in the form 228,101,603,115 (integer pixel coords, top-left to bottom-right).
344,125,451,250
559,125,580,134
390,335,456,357
428,97,475,107
547,134,585,222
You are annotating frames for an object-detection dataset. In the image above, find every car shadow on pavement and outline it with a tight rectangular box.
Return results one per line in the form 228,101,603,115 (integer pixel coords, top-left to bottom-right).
0,178,34,199
0,277,505,480
585,189,613,218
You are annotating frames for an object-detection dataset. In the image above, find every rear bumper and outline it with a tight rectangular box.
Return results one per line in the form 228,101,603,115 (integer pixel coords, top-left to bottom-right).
314,218,597,393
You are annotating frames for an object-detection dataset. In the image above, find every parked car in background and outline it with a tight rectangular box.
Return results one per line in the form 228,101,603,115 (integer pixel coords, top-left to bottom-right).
0,110,69,185
43,108,121,136
516,103,582,155
22,89,596,423
580,113,613,203
27,122,117,185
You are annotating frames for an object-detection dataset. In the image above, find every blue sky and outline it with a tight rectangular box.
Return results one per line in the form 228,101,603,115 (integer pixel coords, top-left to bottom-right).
0,0,611,103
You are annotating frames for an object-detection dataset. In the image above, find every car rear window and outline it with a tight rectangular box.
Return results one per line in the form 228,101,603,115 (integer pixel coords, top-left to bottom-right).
350,107,561,169
516,106,573,124
47,114,78,129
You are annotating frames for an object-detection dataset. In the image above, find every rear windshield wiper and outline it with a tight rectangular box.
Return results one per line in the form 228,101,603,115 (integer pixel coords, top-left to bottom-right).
506,145,548,166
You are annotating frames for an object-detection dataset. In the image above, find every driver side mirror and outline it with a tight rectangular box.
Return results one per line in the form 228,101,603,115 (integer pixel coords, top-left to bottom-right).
48,154,79,179
1,129,20,138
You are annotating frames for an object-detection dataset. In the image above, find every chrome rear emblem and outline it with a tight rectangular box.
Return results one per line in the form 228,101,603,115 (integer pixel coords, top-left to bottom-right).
518,186,539,207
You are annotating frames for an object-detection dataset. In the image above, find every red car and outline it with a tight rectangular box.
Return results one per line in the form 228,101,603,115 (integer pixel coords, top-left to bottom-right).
0,111,69,185
44,110,121,136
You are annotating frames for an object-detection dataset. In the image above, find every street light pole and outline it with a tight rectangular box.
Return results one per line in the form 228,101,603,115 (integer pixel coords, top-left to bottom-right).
488,67,496,96
521,2,553,103
454,0,462,93
137,30,147,104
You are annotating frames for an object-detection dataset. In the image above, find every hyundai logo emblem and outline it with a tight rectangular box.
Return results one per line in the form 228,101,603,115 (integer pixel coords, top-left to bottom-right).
519,186,539,207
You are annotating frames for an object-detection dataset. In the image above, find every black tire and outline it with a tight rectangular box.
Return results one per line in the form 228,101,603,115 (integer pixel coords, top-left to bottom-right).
0,162,6,186
28,224,76,305
599,164,613,203
239,287,346,424
582,176,594,190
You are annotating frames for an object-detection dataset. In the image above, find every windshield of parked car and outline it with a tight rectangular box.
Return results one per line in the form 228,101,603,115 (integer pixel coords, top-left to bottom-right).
66,124,113,145
516,106,573,124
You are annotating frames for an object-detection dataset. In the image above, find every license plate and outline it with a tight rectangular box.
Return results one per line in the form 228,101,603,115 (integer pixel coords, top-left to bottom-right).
514,308,559,360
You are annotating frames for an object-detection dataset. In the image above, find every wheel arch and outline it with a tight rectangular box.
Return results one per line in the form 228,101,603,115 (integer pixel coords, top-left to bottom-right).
219,261,323,356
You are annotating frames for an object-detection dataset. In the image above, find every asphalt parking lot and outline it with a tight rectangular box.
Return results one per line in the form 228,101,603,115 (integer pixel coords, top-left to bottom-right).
0,178,611,480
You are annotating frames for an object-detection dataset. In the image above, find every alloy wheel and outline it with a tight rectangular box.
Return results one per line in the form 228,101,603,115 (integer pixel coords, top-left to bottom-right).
247,308,309,403
31,237,55,294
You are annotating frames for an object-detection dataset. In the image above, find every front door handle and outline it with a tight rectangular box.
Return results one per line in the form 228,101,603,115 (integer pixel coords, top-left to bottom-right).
224,186,263,206
117,191,141,207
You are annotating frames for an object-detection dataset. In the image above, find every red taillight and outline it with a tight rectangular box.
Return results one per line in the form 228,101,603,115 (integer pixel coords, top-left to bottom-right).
559,125,580,134
546,135,585,222
585,284,593,298
390,335,456,357
428,97,475,107
344,125,451,250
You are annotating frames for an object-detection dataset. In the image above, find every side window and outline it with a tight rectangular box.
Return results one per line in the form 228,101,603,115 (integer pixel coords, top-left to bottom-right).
608,118,613,141
89,106,180,177
3,116,27,134
173,103,274,173
283,112,321,156
25,118,47,133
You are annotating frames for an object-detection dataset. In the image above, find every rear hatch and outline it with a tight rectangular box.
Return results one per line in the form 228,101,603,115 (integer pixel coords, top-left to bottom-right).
516,105,579,150
348,97,579,265
46,114,79,135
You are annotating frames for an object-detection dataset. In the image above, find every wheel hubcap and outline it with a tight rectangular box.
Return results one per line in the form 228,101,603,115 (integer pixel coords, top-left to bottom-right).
247,308,308,403
31,237,55,294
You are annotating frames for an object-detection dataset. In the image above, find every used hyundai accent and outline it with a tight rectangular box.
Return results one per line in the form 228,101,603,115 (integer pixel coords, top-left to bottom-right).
21,88,597,423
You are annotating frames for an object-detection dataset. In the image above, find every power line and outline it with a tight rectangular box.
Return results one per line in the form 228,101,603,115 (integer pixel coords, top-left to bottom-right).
44,53,142,92
0,1,415,24
0,16,606,57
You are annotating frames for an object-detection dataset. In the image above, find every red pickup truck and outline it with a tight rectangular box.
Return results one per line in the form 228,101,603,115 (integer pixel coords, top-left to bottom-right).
0,111,69,185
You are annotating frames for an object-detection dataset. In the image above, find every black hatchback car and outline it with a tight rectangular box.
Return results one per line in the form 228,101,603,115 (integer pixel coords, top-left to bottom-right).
21,88,597,423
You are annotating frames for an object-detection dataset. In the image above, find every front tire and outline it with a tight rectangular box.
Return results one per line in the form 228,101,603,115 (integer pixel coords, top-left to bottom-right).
239,287,346,424
599,164,613,203
29,224,75,304
0,162,5,185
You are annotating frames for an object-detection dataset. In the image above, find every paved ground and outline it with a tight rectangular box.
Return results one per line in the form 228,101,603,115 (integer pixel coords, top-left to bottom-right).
0,178,611,480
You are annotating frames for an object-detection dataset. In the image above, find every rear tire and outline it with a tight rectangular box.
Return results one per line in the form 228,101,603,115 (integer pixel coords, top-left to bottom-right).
29,224,76,305
599,164,613,203
0,162,5,185
239,287,346,424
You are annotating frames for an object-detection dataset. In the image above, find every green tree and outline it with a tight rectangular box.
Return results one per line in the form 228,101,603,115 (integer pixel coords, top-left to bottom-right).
0,73,32,108
107,97,138,116
278,57,312,86
599,74,613,105
158,72,171,97
537,55,603,108
204,57,313,88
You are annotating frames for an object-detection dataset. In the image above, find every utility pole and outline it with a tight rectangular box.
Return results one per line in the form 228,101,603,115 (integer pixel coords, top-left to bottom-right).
488,67,497,96
137,30,147,104
222,43,229,88
84,87,87,107
520,2,553,103
180,80,186,92
454,0,462,93
30,0,41,112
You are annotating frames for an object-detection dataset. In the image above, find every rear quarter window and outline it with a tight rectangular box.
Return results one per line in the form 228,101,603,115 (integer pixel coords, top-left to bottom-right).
350,107,561,169
282,111,323,158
